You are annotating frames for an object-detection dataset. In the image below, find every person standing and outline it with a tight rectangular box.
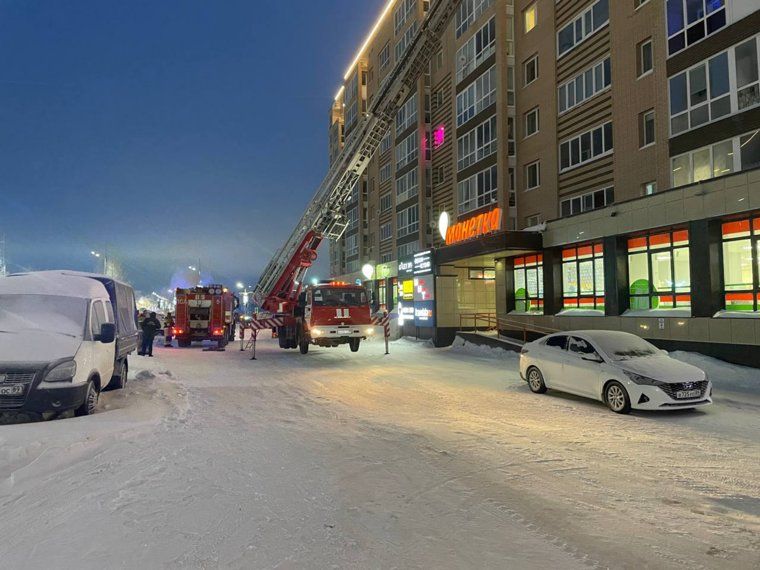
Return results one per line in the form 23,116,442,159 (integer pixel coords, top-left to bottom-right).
163,312,175,347
139,312,162,357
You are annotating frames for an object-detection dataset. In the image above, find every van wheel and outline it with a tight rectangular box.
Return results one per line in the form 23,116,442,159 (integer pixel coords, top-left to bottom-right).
107,359,128,391
75,380,99,417
349,338,360,353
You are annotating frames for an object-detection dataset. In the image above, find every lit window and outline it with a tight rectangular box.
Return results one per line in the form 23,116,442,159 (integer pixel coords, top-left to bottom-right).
722,218,760,312
514,255,543,313
642,181,657,195
524,3,537,33
562,244,605,311
666,0,726,56
627,230,691,310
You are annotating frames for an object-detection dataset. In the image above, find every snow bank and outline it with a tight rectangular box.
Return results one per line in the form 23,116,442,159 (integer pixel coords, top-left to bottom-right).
447,335,521,362
670,351,760,394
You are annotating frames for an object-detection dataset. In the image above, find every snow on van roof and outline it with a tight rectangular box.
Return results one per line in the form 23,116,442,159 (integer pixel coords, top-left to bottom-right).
0,271,110,299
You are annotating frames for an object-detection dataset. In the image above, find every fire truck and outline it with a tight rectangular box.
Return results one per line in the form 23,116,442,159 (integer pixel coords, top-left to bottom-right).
250,0,460,353
292,282,373,354
173,285,238,347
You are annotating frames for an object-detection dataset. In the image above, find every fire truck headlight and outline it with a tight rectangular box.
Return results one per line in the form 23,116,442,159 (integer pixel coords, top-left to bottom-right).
311,329,321,337
366,328,375,335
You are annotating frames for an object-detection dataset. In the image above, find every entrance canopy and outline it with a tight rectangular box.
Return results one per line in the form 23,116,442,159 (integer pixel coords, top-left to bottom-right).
436,230,543,266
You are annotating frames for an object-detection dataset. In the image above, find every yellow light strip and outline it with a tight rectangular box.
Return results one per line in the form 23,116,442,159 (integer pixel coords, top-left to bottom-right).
341,0,398,82
334,85,345,101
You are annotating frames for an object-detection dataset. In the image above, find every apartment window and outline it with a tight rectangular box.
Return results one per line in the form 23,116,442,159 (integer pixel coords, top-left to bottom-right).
524,3,537,33
433,166,445,185
560,122,613,171
557,0,609,58
640,110,655,147
380,132,392,154
524,55,538,86
456,17,496,83
396,93,418,133
455,0,495,39
346,206,359,232
394,0,416,35
457,115,497,171
671,131,760,186
381,253,393,263
396,168,419,203
722,218,760,312
562,244,605,311
507,116,515,156
506,66,515,106
526,214,542,227
639,39,653,77
669,52,729,135
380,192,392,212
380,222,393,242
379,43,391,70
395,21,418,63
379,163,392,183
642,181,657,195
456,65,496,126
666,0,726,56
398,241,420,259
457,164,497,215
346,259,360,273
508,168,516,208
525,107,539,137
628,230,691,310
736,37,760,111
525,160,540,190
397,204,420,238
558,57,611,114
560,187,614,218
514,255,543,313
395,131,419,170
345,234,359,257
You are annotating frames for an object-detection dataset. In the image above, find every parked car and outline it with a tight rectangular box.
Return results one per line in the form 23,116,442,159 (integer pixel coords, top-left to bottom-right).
519,330,712,414
0,270,139,416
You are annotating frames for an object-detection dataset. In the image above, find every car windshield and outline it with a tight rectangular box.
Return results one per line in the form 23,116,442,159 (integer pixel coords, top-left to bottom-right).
0,294,87,338
312,287,367,307
593,334,659,361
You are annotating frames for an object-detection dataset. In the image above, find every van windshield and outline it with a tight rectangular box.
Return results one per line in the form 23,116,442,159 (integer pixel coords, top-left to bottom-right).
0,295,88,338
312,288,368,307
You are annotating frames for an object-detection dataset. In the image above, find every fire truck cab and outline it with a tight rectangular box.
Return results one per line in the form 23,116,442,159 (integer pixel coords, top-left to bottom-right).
174,285,238,348
292,282,373,354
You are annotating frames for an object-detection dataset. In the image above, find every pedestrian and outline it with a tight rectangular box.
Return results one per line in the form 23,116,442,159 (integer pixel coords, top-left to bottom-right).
139,311,162,357
164,312,175,347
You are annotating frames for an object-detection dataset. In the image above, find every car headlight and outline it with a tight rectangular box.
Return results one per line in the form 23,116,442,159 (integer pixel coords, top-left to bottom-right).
45,360,77,383
623,370,663,386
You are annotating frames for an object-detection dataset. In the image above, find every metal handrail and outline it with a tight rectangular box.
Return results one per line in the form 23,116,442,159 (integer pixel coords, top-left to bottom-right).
459,312,561,344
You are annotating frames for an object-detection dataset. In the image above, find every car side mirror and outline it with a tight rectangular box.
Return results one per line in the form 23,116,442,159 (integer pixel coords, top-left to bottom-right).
581,353,603,363
97,323,116,344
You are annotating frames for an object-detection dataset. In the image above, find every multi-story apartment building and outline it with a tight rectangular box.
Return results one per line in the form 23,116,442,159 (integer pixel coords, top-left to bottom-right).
327,0,760,366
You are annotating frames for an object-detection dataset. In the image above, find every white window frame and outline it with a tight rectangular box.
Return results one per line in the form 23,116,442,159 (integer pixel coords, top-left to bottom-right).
395,131,419,170
560,187,614,218
380,192,392,212
525,160,540,190
454,0,494,39
395,21,418,63
557,0,609,59
457,115,497,171
457,164,498,215
380,131,392,154
670,134,749,187
379,43,391,70
641,110,656,148
456,65,496,126
394,0,416,35
666,0,727,57
639,39,653,78
345,233,359,257
396,92,418,133
523,2,537,34
395,168,419,203
524,107,539,138
379,163,392,183
398,241,420,259
397,204,420,238
559,121,613,172
455,17,496,84
558,57,611,115
380,222,393,242
524,54,539,86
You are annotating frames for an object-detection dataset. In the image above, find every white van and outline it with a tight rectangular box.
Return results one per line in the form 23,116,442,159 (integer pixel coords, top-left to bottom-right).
0,271,139,416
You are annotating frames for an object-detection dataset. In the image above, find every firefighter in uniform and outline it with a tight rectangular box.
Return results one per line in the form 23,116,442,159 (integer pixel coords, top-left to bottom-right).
164,312,175,347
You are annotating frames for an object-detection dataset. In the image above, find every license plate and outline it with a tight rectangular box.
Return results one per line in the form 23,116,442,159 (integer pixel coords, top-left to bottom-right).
676,389,701,399
0,385,24,396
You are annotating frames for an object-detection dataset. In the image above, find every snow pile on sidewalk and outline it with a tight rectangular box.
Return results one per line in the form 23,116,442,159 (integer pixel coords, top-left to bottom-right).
671,351,760,394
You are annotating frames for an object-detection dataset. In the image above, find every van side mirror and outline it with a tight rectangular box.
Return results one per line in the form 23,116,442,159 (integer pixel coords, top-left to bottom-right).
97,323,116,344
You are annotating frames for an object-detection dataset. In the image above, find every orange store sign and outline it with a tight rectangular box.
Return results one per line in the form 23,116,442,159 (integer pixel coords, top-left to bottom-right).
445,208,502,245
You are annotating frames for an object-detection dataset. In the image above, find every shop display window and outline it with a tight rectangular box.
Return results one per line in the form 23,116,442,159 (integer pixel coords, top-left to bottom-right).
514,255,543,313
627,230,691,310
722,218,760,312
562,244,605,311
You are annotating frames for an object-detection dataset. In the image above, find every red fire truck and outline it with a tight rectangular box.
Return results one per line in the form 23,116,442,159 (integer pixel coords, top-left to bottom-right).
173,285,238,347
292,282,374,354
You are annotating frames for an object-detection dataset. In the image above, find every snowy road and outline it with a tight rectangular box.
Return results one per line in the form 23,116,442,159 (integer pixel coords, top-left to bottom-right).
1,337,759,569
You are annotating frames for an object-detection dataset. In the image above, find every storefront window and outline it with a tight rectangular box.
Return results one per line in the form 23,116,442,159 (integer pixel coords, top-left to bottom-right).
514,255,543,313
627,230,691,310
378,280,387,312
722,218,760,311
562,244,605,311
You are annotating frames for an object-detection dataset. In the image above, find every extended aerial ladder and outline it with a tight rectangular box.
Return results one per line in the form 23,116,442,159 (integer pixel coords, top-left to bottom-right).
253,0,462,320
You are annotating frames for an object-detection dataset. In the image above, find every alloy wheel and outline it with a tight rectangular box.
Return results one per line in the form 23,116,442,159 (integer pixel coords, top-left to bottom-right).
607,385,626,412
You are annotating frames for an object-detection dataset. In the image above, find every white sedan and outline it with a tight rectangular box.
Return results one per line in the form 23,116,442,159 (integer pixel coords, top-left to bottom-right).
519,330,712,414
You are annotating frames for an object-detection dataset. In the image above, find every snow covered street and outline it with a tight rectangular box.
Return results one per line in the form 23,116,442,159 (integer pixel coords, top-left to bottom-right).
1,337,759,569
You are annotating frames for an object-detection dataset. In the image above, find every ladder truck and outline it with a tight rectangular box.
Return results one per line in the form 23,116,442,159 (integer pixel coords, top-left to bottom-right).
252,0,462,352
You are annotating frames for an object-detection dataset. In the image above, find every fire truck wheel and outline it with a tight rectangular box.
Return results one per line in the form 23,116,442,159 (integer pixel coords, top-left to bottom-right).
349,338,361,353
299,341,309,354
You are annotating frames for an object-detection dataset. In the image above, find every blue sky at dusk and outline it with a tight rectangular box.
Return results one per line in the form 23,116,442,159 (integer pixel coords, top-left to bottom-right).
0,0,383,292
